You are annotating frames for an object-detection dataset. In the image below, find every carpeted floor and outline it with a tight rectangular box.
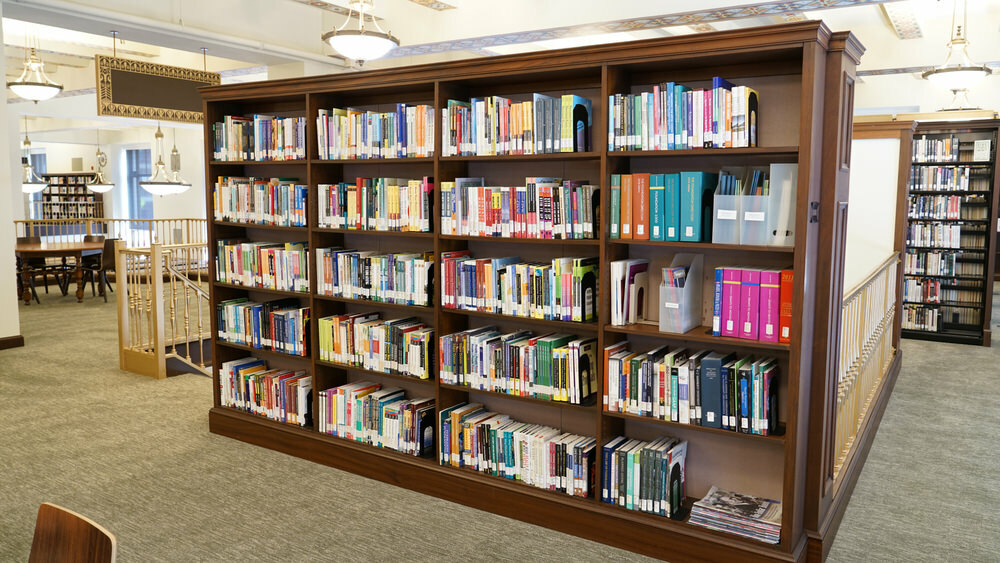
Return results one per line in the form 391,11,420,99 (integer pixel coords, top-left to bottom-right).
1,283,998,562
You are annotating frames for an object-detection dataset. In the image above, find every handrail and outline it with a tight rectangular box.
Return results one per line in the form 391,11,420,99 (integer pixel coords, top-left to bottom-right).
843,253,899,301
15,218,206,247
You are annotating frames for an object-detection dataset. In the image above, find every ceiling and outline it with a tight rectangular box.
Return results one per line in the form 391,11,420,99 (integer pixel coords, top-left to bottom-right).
4,0,1000,140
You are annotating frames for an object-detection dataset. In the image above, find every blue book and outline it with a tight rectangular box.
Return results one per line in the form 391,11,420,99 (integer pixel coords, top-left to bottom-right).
649,174,665,241
679,171,719,241
663,173,681,241
711,77,736,148
699,352,732,429
664,82,676,150
647,92,654,150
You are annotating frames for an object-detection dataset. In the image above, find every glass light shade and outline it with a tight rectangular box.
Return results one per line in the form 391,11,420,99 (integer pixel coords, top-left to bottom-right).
323,29,398,61
923,65,991,91
21,161,47,193
7,49,63,102
140,161,181,195
88,171,115,193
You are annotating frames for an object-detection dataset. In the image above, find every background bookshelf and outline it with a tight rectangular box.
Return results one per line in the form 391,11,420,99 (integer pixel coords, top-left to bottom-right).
202,22,870,562
901,120,1000,346
38,173,103,221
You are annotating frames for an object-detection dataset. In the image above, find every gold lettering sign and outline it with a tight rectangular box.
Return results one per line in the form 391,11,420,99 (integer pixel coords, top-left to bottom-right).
96,55,220,123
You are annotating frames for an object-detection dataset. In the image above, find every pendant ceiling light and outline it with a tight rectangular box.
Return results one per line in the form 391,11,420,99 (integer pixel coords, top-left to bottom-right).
140,124,190,196
922,0,993,108
20,117,47,194
88,131,115,193
7,44,64,103
322,0,399,64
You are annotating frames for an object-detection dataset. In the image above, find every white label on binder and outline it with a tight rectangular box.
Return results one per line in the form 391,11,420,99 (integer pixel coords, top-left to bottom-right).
717,209,737,220
782,326,790,338
744,321,751,332
664,302,679,309
765,323,773,336
744,211,765,221
667,227,676,237
706,412,715,423
726,320,734,331
685,226,694,237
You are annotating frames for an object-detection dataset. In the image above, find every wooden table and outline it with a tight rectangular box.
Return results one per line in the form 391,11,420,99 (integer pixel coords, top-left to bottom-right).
15,241,105,305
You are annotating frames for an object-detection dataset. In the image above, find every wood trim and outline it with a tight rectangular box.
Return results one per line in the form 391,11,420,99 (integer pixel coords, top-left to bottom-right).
0,335,25,350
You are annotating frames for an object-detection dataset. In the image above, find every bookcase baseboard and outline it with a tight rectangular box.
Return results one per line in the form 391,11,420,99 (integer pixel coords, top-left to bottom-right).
209,407,801,563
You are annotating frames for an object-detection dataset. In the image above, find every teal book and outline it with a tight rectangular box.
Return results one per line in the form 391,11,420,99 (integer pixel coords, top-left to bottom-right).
663,173,681,241
649,174,665,241
609,174,621,239
680,171,718,241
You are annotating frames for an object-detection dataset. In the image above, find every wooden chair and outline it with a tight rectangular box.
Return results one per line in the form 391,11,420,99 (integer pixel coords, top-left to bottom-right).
28,503,116,563
16,236,66,297
82,237,116,302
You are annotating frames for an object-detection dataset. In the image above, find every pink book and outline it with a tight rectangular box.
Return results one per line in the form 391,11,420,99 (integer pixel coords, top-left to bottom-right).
758,269,781,343
721,267,742,338
739,268,761,340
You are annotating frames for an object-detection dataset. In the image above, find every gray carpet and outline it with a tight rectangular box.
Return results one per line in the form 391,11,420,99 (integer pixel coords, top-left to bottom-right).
1,284,998,561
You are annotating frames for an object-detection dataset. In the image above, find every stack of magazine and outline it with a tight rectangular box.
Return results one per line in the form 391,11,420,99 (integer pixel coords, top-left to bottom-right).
688,486,781,544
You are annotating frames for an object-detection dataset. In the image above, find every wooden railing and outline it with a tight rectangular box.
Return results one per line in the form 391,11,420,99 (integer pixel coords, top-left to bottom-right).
15,218,206,247
833,254,899,479
115,241,211,379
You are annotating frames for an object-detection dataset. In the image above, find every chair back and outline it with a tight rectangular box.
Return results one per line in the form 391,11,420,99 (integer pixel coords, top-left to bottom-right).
28,503,116,563
99,238,118,271
16,236,45,268
84,235,106,243
17,236,41,244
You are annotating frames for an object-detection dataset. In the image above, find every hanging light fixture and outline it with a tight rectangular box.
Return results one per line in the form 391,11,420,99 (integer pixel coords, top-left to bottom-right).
20,117,47,194
140,124,187,196
321,0,399,64
88,130,115,193
7,32,64,103
922,0,993,109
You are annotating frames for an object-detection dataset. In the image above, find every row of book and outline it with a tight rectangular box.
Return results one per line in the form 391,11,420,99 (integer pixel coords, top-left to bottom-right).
909,165,979,191
905,285,983,305
604,341,779,435
441,94,593,157
713,267,792,343
439,328,598,405
211,115,307,161
318,313,433,379
440,177,599,240
439,402,596,498
904,250,983,277
901,305,939,332
219,356,312,426
689,486,781,544
610,172,713,241
440,252,599,323
607,78,759,152
317,383,435,457
213,176,308,227
906,223,964,249
912,134,960,163
217,298,310,356
316,105,435,160
317,178,433,232
600,435,687,518
315,248,434,306
908,194,982,220
216,240,309,293
902,278,942,304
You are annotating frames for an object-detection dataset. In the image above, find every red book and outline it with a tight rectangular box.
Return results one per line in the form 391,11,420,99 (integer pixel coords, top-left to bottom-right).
779,269,794,344
633,173,651,240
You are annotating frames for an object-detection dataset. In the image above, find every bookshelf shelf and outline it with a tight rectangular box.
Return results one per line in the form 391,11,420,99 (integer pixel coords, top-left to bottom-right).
216,340,310,361
204,22,866,561
602,410,785,444
440,152,599,162
903,120,999,346
313,228,434,238
440,382,596,412
312,294,433,312
213,220,309,232
606,239,795,253
214,281,309,297
439,235,599,246
441,307,600,331
604,323,791,352
315,359,435,385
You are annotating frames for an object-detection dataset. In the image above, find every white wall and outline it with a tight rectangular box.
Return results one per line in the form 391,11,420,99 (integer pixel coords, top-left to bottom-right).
844,137,901,293
0,0,22,339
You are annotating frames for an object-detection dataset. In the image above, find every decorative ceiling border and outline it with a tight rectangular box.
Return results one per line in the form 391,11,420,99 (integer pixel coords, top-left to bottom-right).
290,0,384,20
386,0,905,58
406,0,456,10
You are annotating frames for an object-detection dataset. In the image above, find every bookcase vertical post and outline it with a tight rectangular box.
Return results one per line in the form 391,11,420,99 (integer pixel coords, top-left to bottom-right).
202,22,875,562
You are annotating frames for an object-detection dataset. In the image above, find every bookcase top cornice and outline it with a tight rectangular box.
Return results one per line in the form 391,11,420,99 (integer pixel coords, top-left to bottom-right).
200,20,851,101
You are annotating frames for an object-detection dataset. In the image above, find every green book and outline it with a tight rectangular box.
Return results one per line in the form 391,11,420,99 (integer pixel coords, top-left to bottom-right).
610,174,621,239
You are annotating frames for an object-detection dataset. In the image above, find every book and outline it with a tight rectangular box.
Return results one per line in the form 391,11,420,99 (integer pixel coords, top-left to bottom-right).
610,174,622,239
621,173,634,239
689,486,781,544
778,269,794,344
720,267,742,338
739,268,761,340
680,171,718,241
758,270,781,343
633,173,651,240
649,174,665,241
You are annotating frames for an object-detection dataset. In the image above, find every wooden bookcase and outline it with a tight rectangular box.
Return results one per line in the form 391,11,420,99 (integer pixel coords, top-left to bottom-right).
38,173,103,220
202,22,868,562
901,120,999,346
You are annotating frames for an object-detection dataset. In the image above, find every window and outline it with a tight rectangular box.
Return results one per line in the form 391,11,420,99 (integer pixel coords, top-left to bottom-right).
28,151,47,220
125,148,152,219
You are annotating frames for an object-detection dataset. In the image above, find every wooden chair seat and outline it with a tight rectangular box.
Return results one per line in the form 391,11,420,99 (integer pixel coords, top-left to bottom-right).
28,503,116,563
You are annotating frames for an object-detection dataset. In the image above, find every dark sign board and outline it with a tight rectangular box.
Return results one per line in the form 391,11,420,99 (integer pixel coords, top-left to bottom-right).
96,55,220,123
